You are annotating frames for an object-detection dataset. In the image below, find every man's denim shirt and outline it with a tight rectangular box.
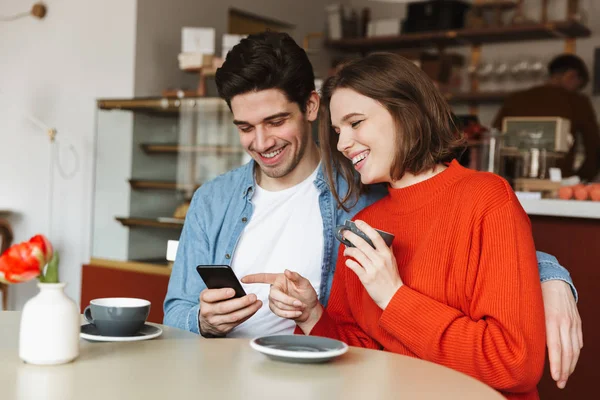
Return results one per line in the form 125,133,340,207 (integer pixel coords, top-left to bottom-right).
163,161,577,334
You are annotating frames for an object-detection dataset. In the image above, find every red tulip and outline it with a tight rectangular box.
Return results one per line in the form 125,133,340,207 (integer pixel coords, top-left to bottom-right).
0,234,54,284
28,234,53,265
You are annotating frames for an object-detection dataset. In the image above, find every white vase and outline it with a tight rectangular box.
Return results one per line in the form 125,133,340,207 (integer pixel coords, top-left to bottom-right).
19,282,80,365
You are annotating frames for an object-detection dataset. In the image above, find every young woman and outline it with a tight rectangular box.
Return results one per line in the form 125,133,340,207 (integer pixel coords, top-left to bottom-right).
245,53,546,399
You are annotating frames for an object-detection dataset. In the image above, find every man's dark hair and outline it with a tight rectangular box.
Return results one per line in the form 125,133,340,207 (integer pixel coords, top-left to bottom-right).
215,31,315,113
548,54,589,87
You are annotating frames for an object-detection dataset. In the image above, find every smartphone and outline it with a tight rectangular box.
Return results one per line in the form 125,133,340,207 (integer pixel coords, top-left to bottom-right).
196,265,247,299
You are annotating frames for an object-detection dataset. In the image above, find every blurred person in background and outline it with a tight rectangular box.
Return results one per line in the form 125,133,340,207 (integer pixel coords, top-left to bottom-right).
493,54,600,182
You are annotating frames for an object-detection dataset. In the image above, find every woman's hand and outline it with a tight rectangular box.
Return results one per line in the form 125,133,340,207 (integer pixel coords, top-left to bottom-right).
242,269,323,333
342,220,403,309
541,279,583,389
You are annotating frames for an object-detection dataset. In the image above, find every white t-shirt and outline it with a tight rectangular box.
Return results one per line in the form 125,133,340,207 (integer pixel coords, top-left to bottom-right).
227,165,323,338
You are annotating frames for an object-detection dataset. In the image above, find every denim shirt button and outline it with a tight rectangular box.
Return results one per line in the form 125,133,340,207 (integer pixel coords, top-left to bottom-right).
225,254,231,259
241,217,248,223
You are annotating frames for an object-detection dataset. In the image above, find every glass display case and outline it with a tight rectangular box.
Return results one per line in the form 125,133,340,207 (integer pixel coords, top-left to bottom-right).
91,97,247,266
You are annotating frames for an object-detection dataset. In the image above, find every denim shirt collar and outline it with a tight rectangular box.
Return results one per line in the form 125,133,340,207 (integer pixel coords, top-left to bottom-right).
241,161,256,200
240,159,329,200
314,163,329,191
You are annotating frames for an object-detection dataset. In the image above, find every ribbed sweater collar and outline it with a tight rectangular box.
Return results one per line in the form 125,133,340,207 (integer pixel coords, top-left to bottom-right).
386,160,471,214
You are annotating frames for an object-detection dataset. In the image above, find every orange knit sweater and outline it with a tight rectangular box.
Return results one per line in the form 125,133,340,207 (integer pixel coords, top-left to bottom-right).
308,160,545,400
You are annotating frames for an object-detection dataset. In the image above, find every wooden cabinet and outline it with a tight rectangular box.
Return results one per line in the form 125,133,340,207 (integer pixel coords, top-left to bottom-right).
0,211,13,310
530,215,599,399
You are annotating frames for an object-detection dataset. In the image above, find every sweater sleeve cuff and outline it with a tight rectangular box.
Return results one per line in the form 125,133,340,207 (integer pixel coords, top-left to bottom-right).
304,310,338,339
379,285,462,357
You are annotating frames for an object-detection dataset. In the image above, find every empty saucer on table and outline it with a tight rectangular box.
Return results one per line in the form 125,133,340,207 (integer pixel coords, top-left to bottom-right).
80,323,162,342
250,335,348,363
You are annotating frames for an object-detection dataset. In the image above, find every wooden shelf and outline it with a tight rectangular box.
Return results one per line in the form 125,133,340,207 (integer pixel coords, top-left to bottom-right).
471,1,518,11
130,258,174,266
97,97,227,113
444,90,511,104
140,143,245,155
89,257,172,275
128,179,200,191
182,67,217,77
326,20,590,52
115,217,184,230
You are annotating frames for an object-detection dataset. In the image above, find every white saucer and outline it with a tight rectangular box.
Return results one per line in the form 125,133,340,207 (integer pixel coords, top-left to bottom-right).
80,323,162,342
250,334,348,363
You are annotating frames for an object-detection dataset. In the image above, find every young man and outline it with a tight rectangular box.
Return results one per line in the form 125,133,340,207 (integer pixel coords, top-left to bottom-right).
493,53,600,181
164,32,581,389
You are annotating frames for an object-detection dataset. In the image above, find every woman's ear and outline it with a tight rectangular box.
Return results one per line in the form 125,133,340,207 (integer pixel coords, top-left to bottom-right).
305,90,320,122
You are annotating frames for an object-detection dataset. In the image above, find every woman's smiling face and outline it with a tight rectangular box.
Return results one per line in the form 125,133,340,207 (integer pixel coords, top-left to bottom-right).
330,88,397,185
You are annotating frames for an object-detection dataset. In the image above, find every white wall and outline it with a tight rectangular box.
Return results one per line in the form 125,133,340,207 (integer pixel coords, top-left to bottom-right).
0,0,138,309
92,110,133,261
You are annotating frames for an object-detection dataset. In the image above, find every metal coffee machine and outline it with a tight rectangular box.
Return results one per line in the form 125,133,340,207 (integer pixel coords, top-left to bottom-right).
497,117,571,193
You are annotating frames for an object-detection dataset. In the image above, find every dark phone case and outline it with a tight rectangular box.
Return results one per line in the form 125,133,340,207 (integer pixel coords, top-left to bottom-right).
196,265,247,298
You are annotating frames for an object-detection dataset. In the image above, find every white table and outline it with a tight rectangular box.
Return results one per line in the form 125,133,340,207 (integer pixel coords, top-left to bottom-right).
0,312,503,400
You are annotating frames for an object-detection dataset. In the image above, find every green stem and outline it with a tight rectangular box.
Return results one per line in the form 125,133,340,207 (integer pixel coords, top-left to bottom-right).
40,251,59,283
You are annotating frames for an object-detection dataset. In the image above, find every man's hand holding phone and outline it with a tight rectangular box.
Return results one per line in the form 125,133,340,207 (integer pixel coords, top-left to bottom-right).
196,265,262,337
198,288,262,337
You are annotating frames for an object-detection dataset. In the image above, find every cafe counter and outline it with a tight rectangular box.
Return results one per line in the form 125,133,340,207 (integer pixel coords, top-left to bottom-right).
518,198,600,219
516,197,599,400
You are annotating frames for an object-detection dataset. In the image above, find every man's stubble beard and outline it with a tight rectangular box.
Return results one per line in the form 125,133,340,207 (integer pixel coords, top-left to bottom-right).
258,134,308,179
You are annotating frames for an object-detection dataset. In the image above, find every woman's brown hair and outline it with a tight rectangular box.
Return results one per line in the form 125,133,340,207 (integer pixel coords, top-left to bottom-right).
319,52,465,210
